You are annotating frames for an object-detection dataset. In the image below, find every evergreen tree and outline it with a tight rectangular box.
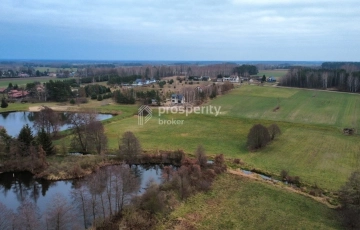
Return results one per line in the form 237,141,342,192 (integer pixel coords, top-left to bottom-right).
37,128,55,156
17,124,34,155
1,98,8,108
0,128,12,153
261,75,266,82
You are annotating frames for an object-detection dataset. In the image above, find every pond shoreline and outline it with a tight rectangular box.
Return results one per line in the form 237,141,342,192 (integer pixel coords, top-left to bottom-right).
1,150,184,181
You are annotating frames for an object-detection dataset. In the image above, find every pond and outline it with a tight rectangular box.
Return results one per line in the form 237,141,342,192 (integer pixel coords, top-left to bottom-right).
0,111,113,137
0,164,169,229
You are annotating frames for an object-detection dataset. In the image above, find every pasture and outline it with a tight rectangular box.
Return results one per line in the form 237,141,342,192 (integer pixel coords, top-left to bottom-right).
101,85,360,190
209,85,360,129
159,174,342,230
257,69,288,79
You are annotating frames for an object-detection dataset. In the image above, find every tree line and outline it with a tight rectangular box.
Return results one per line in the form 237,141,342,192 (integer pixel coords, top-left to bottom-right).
279,67,360,93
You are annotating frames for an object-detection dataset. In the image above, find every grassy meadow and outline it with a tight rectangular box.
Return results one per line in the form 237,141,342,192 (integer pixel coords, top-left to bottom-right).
209,85,360,129
100,85,360,190
0,77,64,88
159,174,342,230
257,69,288,79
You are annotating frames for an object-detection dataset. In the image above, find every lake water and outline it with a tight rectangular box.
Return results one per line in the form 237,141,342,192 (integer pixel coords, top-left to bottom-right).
0,111,113,137
0,164,168,229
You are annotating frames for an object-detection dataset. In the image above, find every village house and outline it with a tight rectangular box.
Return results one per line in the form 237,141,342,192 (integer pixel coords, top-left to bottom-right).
201,76,211,81
133,78,156,86
171,94,185,104
267,77,276,82
8,89,29,99
0,88,7,94
195,86,203,93
18,73,30,78
223,75,240,83
216,76,223,82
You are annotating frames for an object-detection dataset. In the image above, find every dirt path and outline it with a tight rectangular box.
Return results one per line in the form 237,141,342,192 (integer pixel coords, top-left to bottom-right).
29,105,80,112
227,169,338,209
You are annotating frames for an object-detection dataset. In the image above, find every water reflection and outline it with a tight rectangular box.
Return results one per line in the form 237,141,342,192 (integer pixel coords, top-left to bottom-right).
0,111,113,137
0,172,55,208
0,164,169,216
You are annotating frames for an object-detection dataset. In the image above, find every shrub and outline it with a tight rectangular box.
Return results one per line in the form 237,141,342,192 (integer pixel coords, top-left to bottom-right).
69,98,75,105
280,169,289,180
90,92,97,100
76,97,88,104
233,158,243,164
97,94,103,101
195,145,207,168
268,123,281,140
338,170,360,229
1,98,8,108
246,124,271,150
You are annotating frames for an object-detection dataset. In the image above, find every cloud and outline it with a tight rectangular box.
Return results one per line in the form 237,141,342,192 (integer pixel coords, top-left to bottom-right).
0,0,359,60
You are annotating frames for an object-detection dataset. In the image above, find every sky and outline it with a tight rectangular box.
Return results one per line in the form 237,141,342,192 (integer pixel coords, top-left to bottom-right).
0,0,359,61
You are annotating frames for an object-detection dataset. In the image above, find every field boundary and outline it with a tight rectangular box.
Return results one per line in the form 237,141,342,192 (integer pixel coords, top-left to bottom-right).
227,169,338,209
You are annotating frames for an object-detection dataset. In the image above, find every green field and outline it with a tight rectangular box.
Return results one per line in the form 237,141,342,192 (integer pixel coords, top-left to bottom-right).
34,67,77,72
0,77,66,88
257,69,288,79
159,174,342,230
209,85,360,128
101,85,360,190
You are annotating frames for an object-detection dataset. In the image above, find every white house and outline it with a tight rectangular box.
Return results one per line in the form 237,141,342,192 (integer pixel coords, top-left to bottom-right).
201,76,211,81
223,75,239,83
171,94,185,104
133,78,157,86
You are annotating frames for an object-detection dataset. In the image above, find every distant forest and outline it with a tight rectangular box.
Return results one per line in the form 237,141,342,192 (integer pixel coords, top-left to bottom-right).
279,62,360,93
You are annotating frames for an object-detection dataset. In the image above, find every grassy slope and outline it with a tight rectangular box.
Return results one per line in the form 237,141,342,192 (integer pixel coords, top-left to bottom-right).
103,85,360,190
159,174,342,230
209,85,360,128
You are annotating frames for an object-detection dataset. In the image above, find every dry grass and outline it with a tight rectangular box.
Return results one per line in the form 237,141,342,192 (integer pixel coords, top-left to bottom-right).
36,155,117,180
158,174,342,230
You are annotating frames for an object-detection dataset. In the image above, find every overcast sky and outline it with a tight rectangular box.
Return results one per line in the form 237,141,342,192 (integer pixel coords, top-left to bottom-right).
0,0,359,61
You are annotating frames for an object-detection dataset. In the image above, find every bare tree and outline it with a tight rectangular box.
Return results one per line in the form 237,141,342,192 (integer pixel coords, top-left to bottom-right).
71,185,89,229
68,111,98,154
87,121,108,155
44,193,77,230
0,202,13,230
195,145,207,168
33,107,61,136
118,131,142,161
15,199,41,230
113,165,140,212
